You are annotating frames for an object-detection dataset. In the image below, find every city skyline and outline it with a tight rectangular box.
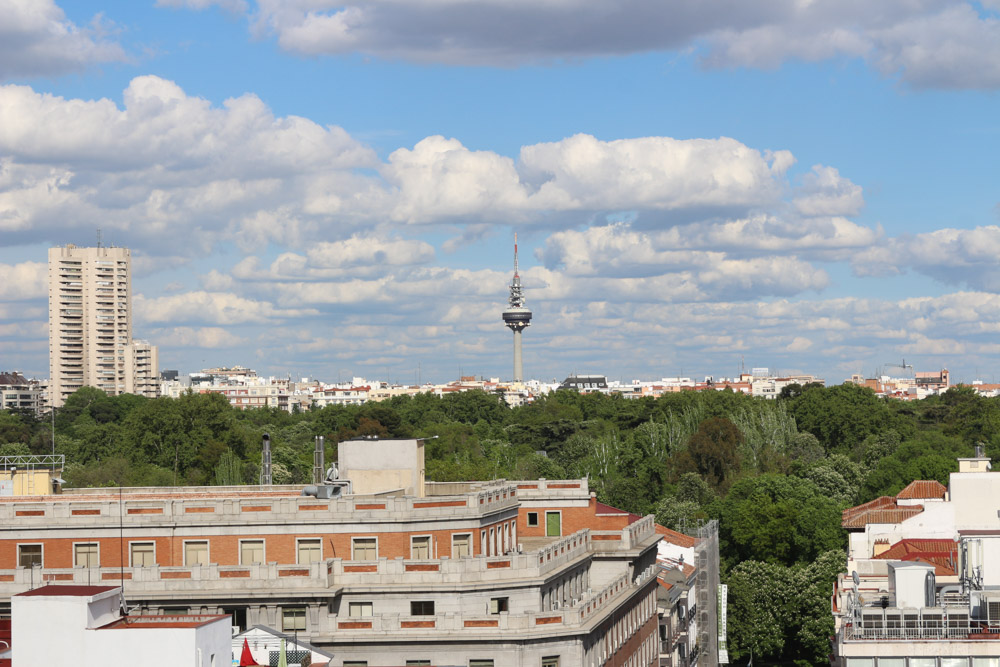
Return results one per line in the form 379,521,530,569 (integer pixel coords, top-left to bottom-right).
1,1,1000,386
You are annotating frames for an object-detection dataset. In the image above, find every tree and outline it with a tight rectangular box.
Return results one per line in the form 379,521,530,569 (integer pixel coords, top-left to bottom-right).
214,449,244,486
727,549,844,665
675,417,743,491
720,474,845,567
789,383,903,453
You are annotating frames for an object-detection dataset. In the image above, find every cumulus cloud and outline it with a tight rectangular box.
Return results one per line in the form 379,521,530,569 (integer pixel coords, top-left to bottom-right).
134,290,318,325
0,76,376,251
792,166,864,217
852,226,1000,289
150,326,247,348
0,261,45,299
0,78,820,256
234,0,1000,89
383,133,794,224
0,0,125,80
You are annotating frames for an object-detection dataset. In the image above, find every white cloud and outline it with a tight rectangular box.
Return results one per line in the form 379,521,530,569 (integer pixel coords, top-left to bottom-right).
151,326,247,348
155,0,246,13
0,78,815,256
134,290,318,325
852,225,1000,289
0,0,125,80
0,77,377,251
0,261,45,299
382,133,794,224
792,165,864,217
870,4,1000,89
786,336,814,352
235,0,1000,89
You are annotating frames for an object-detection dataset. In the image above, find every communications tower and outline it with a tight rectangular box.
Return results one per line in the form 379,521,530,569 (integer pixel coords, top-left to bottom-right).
502,234,532,382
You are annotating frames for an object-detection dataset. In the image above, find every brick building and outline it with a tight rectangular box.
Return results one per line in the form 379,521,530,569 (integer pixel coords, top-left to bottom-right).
0,439,665,667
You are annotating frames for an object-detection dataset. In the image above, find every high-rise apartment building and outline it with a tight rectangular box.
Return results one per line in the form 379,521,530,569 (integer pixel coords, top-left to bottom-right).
47,245,158,407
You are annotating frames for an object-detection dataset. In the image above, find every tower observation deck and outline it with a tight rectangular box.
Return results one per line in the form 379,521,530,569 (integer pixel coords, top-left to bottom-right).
502,234,532,382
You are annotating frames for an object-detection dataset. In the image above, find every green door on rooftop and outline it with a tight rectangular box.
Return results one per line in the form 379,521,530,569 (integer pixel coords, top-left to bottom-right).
546,511,561,537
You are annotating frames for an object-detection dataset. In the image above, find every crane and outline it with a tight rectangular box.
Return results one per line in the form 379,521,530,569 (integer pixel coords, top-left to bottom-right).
884,358,914,376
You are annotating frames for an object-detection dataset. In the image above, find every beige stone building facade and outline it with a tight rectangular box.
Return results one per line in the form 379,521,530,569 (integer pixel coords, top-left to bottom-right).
47,245,159,407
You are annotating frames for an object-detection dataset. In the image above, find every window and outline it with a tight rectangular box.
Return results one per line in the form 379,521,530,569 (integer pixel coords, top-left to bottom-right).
18,544,42,568
240,540,265,565
527,512,539,526
162,606,189,615
406,662,431,666
469,661,495,667
297,538,322,564
74,543,98,567
282,607,306,632
452,533,471,558
184,540,209,566
490,597,509,614
344,662,368,666
352,537,377,560
410,601,435,616
542,658,560,667
348,601,373,618
130,542,155,567
411,536,431,559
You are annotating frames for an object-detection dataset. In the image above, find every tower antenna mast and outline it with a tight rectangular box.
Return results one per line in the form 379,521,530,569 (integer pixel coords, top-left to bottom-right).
501,233,532,383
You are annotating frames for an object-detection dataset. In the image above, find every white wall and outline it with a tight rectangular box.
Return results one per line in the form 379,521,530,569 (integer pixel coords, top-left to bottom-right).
12,588,230,667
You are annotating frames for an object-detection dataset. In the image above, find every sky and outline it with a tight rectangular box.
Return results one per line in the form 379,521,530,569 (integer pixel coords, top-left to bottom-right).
1,0,1000,386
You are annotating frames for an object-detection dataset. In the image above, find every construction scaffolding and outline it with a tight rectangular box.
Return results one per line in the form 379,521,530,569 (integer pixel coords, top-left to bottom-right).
695,519,722,666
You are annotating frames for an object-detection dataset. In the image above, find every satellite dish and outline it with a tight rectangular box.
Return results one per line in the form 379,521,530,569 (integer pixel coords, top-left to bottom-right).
852,570,860,587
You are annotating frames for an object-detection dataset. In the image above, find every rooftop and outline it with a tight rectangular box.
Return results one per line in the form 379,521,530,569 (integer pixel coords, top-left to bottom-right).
15,585,117,597
842,495,925,529
100,614,228,630
896,480,947,500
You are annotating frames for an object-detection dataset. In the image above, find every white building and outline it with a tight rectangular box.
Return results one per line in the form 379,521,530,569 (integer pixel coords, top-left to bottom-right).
833,452,1000,666
0,372,42,415
11,584,230,667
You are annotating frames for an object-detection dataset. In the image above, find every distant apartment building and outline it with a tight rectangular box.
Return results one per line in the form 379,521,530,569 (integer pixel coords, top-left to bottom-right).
47,245,158,407
846,369,951,400
0,372,42,415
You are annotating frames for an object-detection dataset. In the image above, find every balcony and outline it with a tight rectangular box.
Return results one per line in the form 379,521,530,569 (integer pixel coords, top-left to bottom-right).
327,530,593,587
327,564,658,638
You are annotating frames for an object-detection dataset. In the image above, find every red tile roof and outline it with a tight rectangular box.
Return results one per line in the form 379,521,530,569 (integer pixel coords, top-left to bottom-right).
595,501,642,524
897,480,947,500
874,539,958,576
16,585,117,597
655,525,697,548
842,496,924,529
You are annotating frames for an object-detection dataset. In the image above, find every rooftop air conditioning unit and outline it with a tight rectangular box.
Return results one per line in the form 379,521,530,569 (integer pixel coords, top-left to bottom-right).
987,599,1000,627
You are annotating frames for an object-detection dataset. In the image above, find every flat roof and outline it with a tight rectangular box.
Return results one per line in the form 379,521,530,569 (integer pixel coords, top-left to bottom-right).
100,614,229,630
17,585,118,597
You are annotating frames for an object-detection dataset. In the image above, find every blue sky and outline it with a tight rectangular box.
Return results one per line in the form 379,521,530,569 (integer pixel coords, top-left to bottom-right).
1,0,1000,385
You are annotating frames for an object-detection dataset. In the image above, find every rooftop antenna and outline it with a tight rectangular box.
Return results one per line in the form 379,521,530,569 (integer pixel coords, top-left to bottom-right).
501,232,532,382
97,228,102,249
